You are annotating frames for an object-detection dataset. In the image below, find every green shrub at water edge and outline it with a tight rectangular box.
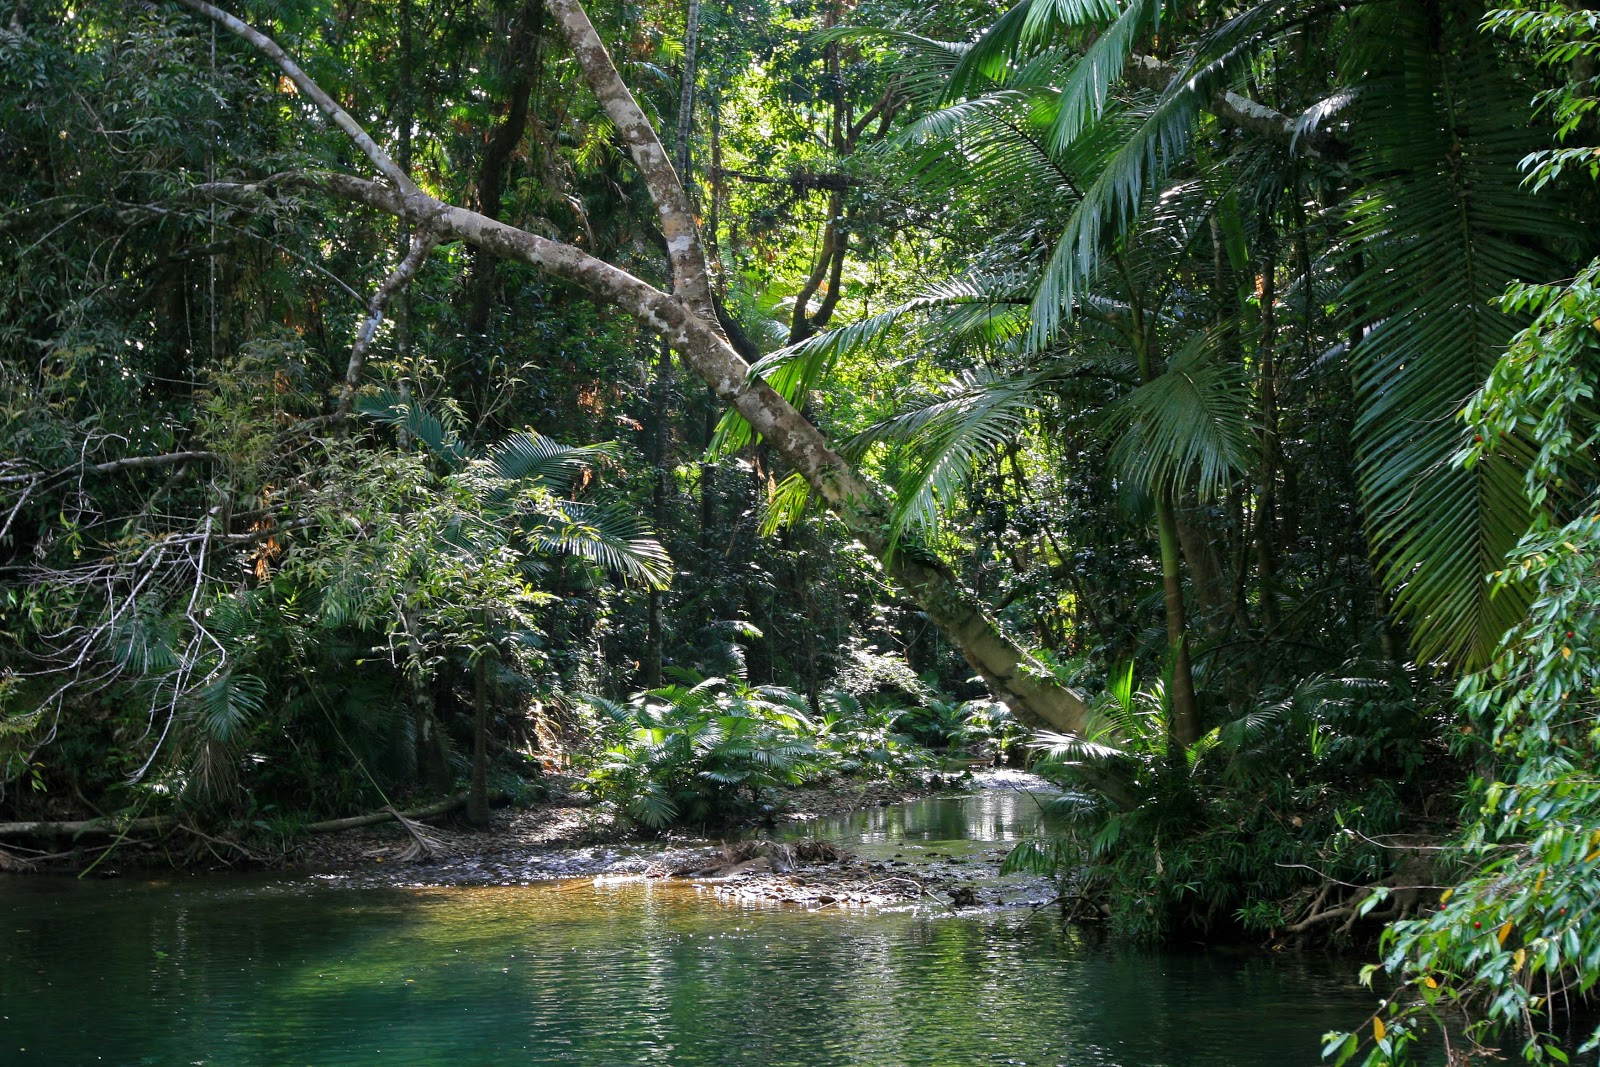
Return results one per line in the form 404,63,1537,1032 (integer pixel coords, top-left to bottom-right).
578,674,940,830
1005,660,1450,944
579,675,830,830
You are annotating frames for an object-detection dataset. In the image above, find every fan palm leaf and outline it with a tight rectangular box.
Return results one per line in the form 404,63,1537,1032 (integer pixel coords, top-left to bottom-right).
483,433,617,495
521,499,672,589
1099,328,1254,501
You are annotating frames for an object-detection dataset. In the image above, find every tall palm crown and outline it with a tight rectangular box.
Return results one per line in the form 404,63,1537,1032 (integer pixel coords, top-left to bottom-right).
748,0,1575,672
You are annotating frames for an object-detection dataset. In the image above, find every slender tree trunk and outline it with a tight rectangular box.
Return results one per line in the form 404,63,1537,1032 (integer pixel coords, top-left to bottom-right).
706,104,723,266
695,382,716,541
674,0,699,179
1174,505,1228,637
644,341,672,689
1256,229,1281,632
413,671,452,793
639,0,701,690
1127,269,1203,749
465,7,537,334
788,192,847,345
402,612,452,792
468,643,491,827
1157,493,1203,748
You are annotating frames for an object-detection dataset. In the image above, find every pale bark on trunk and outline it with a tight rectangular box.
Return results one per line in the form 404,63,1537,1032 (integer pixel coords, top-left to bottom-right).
469,646,491,827
177,1,1117,784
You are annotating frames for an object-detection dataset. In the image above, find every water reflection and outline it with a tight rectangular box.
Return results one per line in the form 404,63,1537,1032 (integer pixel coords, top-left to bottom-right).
788,788,1055,847
0,791,1372,1066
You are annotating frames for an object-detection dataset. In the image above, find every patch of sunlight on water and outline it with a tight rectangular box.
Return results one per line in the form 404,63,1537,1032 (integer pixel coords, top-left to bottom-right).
1,790,1375,1066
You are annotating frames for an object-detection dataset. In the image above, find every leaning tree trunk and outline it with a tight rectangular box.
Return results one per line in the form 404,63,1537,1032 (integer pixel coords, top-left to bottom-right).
175,0,1121,791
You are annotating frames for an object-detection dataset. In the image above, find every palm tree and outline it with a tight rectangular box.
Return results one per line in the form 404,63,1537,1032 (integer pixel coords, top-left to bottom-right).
915,0,1566,669
739,0,1570,765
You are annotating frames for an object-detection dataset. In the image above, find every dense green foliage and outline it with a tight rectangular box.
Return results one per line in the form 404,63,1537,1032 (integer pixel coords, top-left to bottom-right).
579,673,946,830
3,0,1600,1060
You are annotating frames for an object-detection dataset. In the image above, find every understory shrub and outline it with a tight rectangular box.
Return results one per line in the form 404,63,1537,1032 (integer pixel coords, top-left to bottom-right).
1005,661,1454,943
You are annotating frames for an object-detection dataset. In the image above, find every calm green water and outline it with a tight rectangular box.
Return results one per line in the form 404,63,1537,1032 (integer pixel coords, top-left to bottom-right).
1,790,1375,1066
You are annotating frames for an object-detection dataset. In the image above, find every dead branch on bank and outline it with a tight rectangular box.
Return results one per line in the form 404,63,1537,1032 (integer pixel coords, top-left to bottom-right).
303,791,469,834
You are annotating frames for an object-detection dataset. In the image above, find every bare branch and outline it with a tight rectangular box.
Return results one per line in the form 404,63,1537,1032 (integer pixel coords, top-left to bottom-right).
544,0,716,319
1125,55,1337,158
336,230,440,418
172,0,418,194
0,451,221,486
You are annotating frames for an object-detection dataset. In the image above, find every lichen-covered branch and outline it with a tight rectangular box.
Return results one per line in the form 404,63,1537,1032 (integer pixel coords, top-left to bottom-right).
336,229,440,418
172,2,1114,787
544,0,716,320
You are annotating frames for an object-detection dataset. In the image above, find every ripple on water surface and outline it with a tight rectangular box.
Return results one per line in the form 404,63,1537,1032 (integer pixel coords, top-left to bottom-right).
1,790,1374,1066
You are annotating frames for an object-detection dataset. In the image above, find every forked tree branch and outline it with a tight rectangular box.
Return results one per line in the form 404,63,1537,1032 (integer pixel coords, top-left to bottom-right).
172,1,1124,798
336,229,440,418
544,0,717,320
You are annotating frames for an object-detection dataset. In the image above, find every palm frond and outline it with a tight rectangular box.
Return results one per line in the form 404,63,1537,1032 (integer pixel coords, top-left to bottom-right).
711,274,1035,457
483,432,617,494
357,390,468,471
192,671,266,745
944,0,1129,101
1043,0,1160,152
523,500,672,590
850,367,1058,541
1027,61,1214,348
1340,10,1565,667
1031,727,1129,764
1025,2,1294,349
1099,328,1254,500
759,471,817,537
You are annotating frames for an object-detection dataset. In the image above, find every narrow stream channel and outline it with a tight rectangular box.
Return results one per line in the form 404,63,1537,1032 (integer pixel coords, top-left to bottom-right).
1,785,1375,1066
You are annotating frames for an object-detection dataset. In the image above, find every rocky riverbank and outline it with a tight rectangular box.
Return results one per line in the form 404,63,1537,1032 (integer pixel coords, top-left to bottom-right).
294,768,1060,911
292,771,974,880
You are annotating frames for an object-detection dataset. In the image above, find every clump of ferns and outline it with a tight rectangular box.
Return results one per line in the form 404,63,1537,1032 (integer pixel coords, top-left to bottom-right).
579,674,831,831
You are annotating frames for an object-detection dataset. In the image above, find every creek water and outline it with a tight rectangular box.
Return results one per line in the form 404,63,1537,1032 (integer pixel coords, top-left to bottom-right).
1,783,1376,1066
